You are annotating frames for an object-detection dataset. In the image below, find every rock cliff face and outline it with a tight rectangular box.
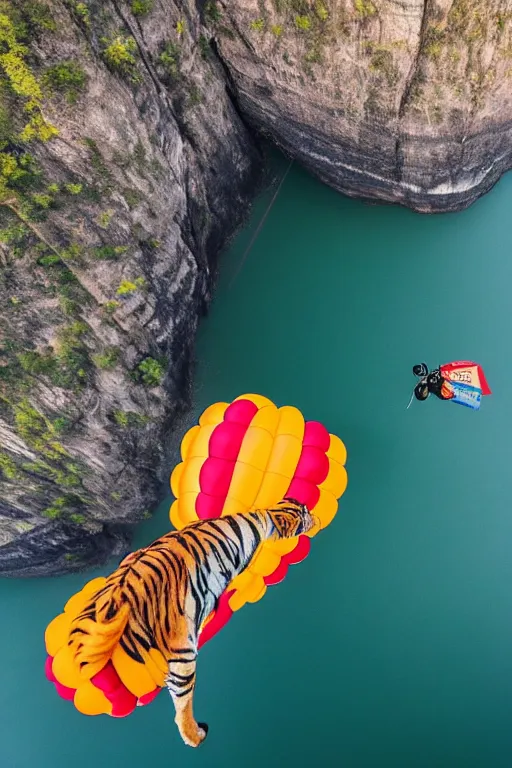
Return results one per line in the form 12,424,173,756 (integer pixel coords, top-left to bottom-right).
0,0,260,576
2,0,512,577
215,0,512,212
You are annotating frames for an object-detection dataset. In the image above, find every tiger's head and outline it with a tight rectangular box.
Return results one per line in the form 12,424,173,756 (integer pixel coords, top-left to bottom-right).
267,498,315,538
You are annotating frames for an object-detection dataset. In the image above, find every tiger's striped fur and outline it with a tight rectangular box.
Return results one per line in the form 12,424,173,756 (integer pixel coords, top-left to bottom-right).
68,499,313,747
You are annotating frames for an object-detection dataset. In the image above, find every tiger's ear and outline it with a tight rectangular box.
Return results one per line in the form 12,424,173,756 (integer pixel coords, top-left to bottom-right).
276,498,305,516
119,547,146,567
267,508,297,538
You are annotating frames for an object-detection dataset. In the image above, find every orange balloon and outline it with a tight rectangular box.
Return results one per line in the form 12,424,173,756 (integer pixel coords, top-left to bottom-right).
64,591,89,618
327,433,347,465
180,424,200,460
52,643,82,689
249,547,281,577
74,682,112,716
81,577,107,596
112,645,157,698
44,612,72,657
199,402,228,426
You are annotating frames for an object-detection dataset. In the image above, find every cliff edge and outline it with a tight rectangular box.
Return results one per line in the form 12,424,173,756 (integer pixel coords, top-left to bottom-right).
214,0,512,212
0,0,260,576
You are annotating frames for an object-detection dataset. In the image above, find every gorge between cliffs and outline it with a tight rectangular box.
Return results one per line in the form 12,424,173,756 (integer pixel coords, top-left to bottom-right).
1,0,511,577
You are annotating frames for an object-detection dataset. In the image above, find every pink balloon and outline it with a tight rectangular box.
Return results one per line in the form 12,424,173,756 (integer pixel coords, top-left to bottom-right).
263,560,289,586
92,661,122,695
54,680,76,701
286,478,320,510
209,421,247,460
294,445,329,485
303,421,330,451
199,456,234,497
286,535,311,565
138,687,161,706
195,492,225,520
110,688,137,717
223,399,258,426
45,655,57,683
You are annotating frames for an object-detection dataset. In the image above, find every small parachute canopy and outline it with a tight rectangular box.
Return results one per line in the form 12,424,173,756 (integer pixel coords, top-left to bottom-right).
412,361,491,411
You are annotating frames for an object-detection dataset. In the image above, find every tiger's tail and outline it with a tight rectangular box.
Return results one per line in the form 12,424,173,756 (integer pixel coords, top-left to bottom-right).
68,582,131,679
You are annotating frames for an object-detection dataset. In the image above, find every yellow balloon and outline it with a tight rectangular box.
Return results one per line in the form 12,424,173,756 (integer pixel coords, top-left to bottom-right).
169,499,183,530
237,426,274,472
180,424,200,460
246,581,267,604
143,648,167,688
173,493,199,526
228,576,266,611
74,682,112,716
228,591,246,611
308,488,339,533
184,424,216,459
249,403,280,436
320,461,348,498
277,405,304,437
265,434,302,477
199,402,228,426
170,462,183,497
179,456,204,495
253,471,291,509
227,463,264,509
221,495,250,518
81,577,107,597
266,537,299,556
249,546,281,577
327,433,347,466
112,645,157,698
64,590,90,618
52,643,82,689
228,570,253,593
44,612,71,657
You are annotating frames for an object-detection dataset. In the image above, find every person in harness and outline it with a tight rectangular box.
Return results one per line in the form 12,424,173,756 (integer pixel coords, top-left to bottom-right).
410,361,491,411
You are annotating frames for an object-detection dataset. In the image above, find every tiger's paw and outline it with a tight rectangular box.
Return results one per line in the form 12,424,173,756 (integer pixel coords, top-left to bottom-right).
181,722,209,748
197,723,209,745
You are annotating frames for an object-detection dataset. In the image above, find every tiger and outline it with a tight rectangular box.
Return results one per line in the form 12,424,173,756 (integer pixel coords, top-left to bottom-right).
68,498,314,747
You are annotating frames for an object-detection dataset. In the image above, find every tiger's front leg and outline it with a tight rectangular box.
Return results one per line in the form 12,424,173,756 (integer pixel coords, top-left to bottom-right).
166,652,208,748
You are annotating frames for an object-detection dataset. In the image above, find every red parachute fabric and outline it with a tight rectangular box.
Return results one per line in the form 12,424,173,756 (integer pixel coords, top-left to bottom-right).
440,361,492,395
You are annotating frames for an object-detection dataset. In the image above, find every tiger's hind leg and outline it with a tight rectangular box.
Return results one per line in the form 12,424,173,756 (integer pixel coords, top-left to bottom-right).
166,652,208,748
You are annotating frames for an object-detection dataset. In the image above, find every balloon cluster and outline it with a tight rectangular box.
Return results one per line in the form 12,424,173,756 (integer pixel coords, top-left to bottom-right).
45,576,163,716
170,394,347,643
44,394,347,717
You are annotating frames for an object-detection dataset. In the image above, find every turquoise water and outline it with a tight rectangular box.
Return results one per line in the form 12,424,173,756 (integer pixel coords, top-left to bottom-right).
2,156,512,767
